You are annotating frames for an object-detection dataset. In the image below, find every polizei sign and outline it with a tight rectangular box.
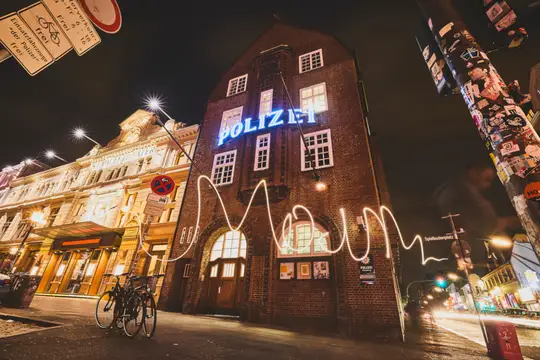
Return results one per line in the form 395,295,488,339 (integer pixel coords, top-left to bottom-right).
218,108,316,146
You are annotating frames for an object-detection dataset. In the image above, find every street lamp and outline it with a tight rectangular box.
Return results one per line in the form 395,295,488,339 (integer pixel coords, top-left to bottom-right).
72,128,101,146
448,272,459,281
489,236,513,248
427,294,434,300
45,150,68,163
434,286,443,293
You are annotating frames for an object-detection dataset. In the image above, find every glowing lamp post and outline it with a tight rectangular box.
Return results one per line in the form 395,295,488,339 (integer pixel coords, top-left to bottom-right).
73,128,101,146
45,150,68,163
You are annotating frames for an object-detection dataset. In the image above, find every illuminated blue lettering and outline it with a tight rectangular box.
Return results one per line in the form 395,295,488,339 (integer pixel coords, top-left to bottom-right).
258,115,266,130
268,110,284,128
244,118,257,133
218,126,230,146
307,107,315,124
231,121,244,138
288,109,304,124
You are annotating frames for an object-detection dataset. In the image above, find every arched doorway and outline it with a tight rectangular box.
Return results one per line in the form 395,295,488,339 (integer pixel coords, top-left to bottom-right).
201,230,247,315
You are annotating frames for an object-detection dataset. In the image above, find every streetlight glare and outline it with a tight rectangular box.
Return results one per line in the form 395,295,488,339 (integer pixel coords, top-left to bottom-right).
448,273,459,281
73,128,86,139
146,96,164,111
24,158,33,165
30,211,46,225
490,236,513,248
434,287,443,293
45,150,56,159
315,181,328,192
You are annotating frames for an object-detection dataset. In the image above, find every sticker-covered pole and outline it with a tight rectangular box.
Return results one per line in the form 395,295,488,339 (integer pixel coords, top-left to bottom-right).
417,0,540,257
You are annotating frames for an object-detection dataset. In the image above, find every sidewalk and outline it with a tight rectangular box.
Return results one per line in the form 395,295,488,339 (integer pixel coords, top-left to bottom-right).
1,297,491,360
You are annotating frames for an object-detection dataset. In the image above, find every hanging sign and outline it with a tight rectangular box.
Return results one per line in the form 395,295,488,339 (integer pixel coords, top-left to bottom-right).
41,0,101,56
151,175,176,196
359,254,376,285
0,13,54,75
218,108,315,146
18,2,72,60
79,0,122,34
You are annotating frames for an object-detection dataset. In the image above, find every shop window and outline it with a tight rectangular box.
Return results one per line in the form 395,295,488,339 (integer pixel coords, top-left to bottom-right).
226,74,248,97
301,129,334,171
254,134,271,171
278,222,330,257
183,264,192,278
299,49,323,74
219,107,243,140
258,89,273,119
210,231,247,261
300,82,327,113
210,264,218,278
53,252,72,282
211,150,237,186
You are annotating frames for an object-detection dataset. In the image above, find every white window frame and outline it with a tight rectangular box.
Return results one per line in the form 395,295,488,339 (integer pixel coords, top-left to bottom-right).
258,89,273,119
278,221,331,258
301,129,334,171
211,150,237,186
254,134,271,171
220,106,243,140
299,49,324,74
300,82,328,113
226,74,248,97
187,226,193,243
183,264,192,278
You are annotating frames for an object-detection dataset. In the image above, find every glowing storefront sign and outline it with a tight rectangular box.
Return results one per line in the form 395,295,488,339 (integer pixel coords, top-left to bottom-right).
518,287,536,303
218,108,315,146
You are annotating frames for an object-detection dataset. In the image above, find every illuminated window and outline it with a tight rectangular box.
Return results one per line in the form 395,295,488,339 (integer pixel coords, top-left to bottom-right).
301,129,334,171
254,134,270,171
226,74,248,97
222,263,235,278
299,49,323,74
219,107,243,140
179,227,187,244
211,150,237,186
210,264,218,278
210,231,247,261
300,83,327,113
240,263,245,277
278,222,330,257
258,89,273,118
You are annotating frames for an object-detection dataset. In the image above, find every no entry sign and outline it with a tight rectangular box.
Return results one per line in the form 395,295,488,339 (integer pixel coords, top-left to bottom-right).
151,175,175,196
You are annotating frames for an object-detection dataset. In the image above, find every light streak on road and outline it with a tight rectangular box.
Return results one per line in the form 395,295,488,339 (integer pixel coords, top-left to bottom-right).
433,310,540,329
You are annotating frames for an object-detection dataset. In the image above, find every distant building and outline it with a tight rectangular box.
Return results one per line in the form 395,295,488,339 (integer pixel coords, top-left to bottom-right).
0,110,197,300
160,23,403,339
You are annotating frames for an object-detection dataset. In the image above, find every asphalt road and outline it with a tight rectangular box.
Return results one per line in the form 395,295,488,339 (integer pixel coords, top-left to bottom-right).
0,297,493,360
434,311,540,359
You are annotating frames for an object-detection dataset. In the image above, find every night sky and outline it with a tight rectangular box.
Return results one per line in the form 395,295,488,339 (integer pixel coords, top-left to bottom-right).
1,0,539,285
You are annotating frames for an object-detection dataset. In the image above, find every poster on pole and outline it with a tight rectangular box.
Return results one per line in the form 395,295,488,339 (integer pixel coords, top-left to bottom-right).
41,0,101,56
18,3,72,60
0,13,53,76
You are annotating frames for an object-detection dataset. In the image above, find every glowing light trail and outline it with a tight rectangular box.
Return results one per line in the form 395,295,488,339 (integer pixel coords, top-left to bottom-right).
135,176,446,266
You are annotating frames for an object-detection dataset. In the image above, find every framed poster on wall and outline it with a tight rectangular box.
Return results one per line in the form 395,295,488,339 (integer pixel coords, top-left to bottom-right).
280,262,294,279
297,262,312,280
313,261,330,279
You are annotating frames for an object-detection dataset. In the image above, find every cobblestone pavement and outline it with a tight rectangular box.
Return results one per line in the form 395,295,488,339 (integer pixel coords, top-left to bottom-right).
0,296,494,360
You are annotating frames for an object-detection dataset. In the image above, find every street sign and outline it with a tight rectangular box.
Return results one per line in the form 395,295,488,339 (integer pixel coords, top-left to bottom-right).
143,193,169,217
359,254,376,285
151,175,176,196
424,234,455,242
79,0,122,34
41,0,101,56
0,13,54,75
18,3,72,60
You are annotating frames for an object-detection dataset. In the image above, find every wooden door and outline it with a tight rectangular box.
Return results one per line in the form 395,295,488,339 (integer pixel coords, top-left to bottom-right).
204,258,246,314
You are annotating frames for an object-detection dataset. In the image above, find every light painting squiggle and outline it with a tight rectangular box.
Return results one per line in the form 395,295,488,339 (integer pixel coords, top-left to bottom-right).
137,176,447,265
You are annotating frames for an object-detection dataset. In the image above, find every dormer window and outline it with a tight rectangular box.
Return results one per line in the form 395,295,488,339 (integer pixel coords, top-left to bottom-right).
299,49,323,73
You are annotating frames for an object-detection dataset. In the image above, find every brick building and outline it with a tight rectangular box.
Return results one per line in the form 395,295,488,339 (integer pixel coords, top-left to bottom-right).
161,23,404,339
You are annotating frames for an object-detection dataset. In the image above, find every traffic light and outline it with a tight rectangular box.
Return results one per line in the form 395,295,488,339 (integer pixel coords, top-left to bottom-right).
435,276,448,288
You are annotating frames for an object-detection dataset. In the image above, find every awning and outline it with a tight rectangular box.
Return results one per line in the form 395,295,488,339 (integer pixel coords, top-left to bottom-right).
32,221,124,240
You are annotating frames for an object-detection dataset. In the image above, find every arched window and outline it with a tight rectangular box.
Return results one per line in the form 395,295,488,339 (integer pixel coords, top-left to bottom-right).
210,230,247,261
278,222,330,257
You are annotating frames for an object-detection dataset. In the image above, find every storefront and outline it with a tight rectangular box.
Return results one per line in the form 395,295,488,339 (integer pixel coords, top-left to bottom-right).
33,223,122,296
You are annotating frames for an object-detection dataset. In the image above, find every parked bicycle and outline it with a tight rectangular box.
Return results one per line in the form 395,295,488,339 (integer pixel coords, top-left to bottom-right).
95,273,164,338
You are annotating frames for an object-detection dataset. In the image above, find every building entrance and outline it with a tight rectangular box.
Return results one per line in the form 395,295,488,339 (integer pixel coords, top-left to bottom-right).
201,230,247,314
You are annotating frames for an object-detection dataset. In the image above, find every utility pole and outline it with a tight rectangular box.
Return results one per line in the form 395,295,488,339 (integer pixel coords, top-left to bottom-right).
417,0,540,259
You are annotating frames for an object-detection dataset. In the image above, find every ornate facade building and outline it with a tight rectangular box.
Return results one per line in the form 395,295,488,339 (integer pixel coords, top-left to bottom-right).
160,24,403,339
0,110,197,299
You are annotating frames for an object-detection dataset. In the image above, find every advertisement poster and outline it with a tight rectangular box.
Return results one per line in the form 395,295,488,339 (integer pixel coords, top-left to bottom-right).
313,261,330,279
359,254,376,285
297,262,311,280
279,262,294,279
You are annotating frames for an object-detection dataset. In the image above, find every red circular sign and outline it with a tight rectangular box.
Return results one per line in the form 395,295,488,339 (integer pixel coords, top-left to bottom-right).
151,175,176,196
80,0,122,34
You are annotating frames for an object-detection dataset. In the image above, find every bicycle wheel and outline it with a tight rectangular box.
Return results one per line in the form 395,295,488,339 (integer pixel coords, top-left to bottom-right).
122,293,144,338
142,294,157,339
95,291,117,329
